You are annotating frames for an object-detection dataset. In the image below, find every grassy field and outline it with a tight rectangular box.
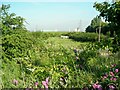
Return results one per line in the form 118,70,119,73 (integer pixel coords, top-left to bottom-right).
46,37,88,49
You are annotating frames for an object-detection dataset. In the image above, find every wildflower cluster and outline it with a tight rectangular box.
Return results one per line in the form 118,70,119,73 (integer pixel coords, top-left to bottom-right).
12,77,49,89
100,64,119,89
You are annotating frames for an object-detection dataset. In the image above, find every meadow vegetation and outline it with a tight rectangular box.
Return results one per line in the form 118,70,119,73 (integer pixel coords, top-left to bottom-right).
0,2,120,90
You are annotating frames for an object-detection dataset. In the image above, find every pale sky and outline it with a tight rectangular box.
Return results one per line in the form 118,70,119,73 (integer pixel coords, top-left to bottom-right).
1,0,106,2
1,0,109,32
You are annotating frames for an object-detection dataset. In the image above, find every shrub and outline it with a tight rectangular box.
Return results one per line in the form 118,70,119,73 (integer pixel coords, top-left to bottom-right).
65,32,105,42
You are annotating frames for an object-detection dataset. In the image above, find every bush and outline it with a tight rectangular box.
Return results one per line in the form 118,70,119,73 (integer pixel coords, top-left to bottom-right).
2,29,34,60
65,32,105,42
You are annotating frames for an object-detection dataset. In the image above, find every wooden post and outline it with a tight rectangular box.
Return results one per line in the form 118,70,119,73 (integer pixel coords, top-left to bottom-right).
98,26,101,42
98,17,101,42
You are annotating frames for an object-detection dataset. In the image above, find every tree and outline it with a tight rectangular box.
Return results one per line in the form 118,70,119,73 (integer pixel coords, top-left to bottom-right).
94,1,120,49
85,25,95,33
91,16,101,30
0,4,26,35
93,1,120,37
86,16,107,33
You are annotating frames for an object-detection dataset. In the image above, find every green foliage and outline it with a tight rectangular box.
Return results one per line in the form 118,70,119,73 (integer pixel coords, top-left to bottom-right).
85,15,110,35
94,1,120,45
2,30,120,89
99,64,120,89
66,32,105,42
94,1,120,28
91,16,101,29
0,4,26,35
1,4,120,90
2,30,34,60
74,42,120,89
85,25,96,33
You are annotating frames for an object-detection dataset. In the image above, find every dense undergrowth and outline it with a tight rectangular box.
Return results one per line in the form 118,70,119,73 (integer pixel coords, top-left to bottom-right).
1,30,120,89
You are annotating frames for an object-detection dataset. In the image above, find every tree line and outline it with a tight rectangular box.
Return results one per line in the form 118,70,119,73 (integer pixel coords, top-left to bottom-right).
86,1,120,38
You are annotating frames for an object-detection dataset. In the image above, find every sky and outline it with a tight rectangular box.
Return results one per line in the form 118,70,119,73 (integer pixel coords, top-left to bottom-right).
1,0,108,32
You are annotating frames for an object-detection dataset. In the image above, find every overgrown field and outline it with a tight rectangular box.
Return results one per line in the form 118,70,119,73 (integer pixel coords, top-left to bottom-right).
1,30,120,89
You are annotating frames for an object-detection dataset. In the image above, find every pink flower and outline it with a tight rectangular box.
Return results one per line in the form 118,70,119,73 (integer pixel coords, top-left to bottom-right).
96,85,102,90
115,69,119,73
93,83,98,89
42,77,49,88
102,75,107,80
109,85,115,90
35,82,39,87
13,79,18,85
110,72,114,76
113,78,117,81
93,84,102,90
103,75,107,79
46,77,49,84
110,77,114,81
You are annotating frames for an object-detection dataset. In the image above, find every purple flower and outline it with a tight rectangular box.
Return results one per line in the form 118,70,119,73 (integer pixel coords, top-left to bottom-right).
115,69,119,73
13,79,18,85
42,77,49,88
